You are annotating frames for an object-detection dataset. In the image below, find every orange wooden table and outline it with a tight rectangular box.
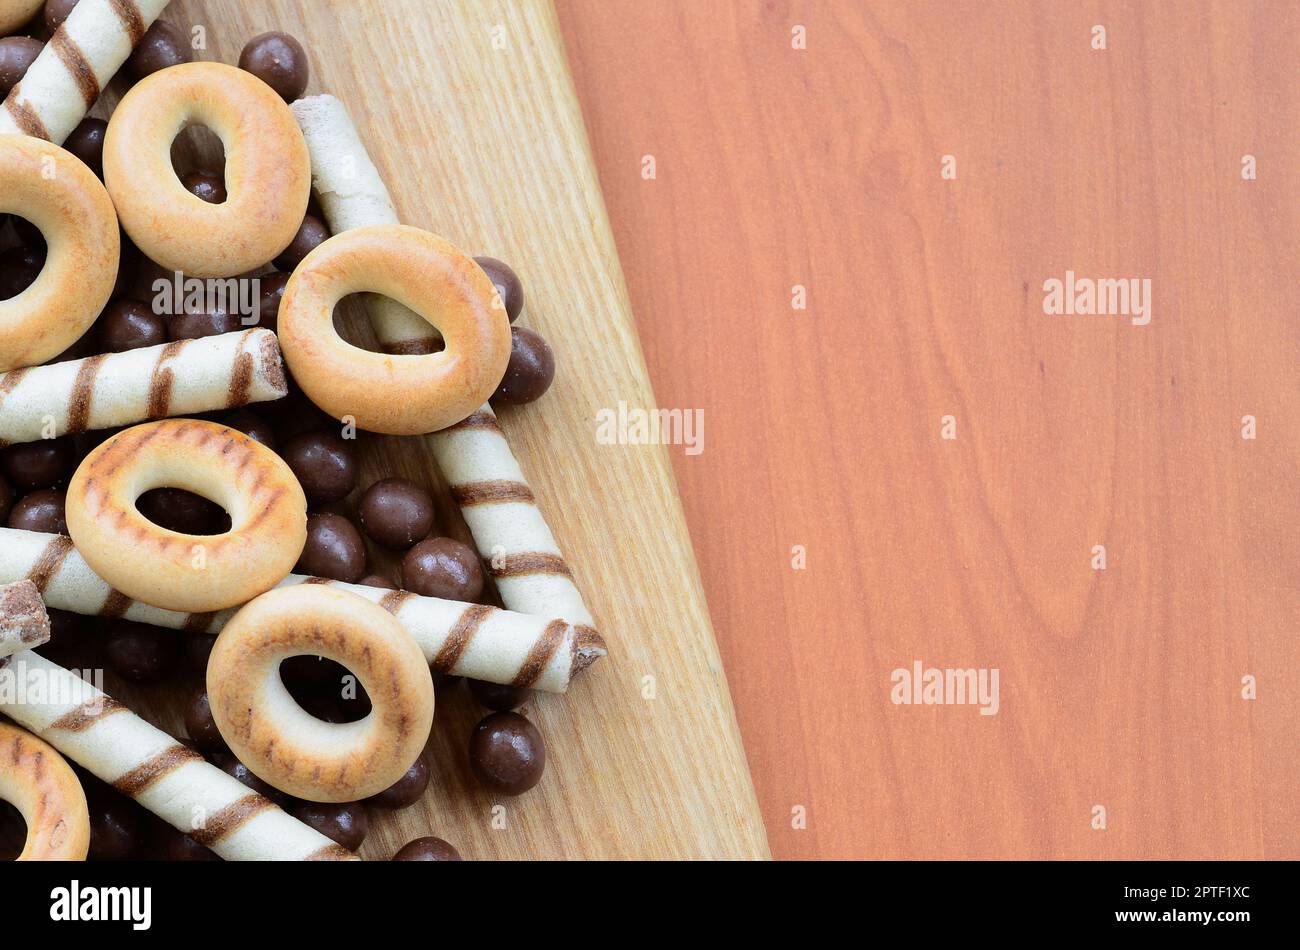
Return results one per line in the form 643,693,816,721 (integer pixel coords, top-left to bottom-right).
557,0,1299,859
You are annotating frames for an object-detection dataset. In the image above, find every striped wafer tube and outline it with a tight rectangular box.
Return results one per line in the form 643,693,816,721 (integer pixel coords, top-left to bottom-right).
0,580,49,662
0,651,357,860
290,95,601,637
0,329,287,447
0,0,171,144
0,528,607,692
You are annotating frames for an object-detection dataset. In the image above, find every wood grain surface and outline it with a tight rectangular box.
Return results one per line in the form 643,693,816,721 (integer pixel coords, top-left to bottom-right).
557,0,1299,859
36,0,769,860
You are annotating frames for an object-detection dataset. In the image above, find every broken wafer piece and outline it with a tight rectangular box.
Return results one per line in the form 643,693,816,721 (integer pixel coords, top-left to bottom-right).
289,94,601,637
0,329,287,447
0,578,49,662
0,528,607,692
0,0,171,144
0,650,358,860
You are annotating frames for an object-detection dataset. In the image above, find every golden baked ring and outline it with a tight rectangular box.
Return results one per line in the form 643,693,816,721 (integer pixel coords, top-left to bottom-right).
65,419,307,613
0,722,90,861
278,225,512,434
0,0,42,34
102,61,310,278
0,134,119,372
207,585,436,802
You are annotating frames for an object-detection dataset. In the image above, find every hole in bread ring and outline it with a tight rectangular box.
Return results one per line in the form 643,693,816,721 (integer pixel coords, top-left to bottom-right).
0,135,120,372
206,585,435,803
102,62,310,278
277,225,512,434
64,419,307,613
0,722,91,861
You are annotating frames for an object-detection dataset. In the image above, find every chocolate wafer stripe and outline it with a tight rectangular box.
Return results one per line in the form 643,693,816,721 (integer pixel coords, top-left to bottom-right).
489,552,574,580
379,589,414,614
511,619,569,687
189,793,276,847
67,353,107,433
49,697,127,733
50,30,99,107
451,480,535,506
432,603,492,671
146,340,185,419
304,842,358,860
28,535,74,593
4,92,50,140
107,0,147,43
112,744,205,797
444,410,502,434
98,589,133,618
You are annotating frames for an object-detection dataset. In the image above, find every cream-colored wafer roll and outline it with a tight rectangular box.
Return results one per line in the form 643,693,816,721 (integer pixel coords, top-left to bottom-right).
0,651,357,860
0,528,607,691
290,95,601,637
0,579,49,661
0,0,171,144
0,329,287,447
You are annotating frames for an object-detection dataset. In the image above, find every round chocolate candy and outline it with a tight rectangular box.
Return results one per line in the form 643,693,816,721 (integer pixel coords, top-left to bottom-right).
127,21,193,81
366,756,429,810
156,827,220,861
105,620,179,683
0,244,45,300
180,170,227,205
289,802,368,851
211,752,295,810
43,0,79,32
167,308,242,341
136,487,230,535
356,477,435,549
221,409,277,450
239,31,310,102
184,690,227,753
401,537,484,602
0,437,73,490
358,574,396,590
468,711,546,796
64,118,108,178
473,256,524,323
492,327,555,405
467,678,531,712
273,214,329,271
0,37,42,98
392,837,463,861
187,632,217,674
87,787,144,861
0,475,12,524
96,300,167,353
8,488,66,534
295,512,367,583
128,257,173,304
281,430,357,504
35,608,100,667
254,271,290,332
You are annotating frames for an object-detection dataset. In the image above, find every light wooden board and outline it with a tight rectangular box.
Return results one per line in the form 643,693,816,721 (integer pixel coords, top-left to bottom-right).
82,0,768,860
559,0,1298,859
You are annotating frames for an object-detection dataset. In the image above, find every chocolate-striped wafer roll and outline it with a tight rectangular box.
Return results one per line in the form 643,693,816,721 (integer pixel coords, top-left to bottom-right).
0,329,287,447
290,96,602,638
0,0,171,144
0,651,357,860
0,528,606,692
0,579,49,661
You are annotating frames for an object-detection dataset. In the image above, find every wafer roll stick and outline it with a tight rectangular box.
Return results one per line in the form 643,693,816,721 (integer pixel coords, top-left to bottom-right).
0,329,287,447
0,529,606,692
0,651,357,860
290,95,601,637
0,0,171,144
0,579,49,661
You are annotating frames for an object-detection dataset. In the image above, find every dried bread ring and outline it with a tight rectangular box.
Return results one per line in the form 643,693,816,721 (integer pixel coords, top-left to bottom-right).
0,721,90,860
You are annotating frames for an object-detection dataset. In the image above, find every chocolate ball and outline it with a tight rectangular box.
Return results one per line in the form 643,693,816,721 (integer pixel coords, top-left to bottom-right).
187,632,216,674
357,478,435,549
87,788,143,861
105,620,179,683
136,487,229,535
392,837,463,861
0,438,73,490
168,308,242,341
127,21,193,81
492,327,555,405
251,271,290,333
467,679,531,712
281,431,357,504
0,476,12,524
211,753,295,810
128,257,174,304
64,117,107,177
184,690,227,753
96,300,167,353
156,828,220,861
296,512,366,583
8,488,65,534
401,537,484,602
469,712,546,796
239,31,309,102
221,409,276,450
0,244,44,300
289,801,368,851
35,608,100,666
43,0,79,32
0,37,42,98
366,756,429,810
474,256,524,323
181,170,227,205
273,214,329,271
358,574,396,590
